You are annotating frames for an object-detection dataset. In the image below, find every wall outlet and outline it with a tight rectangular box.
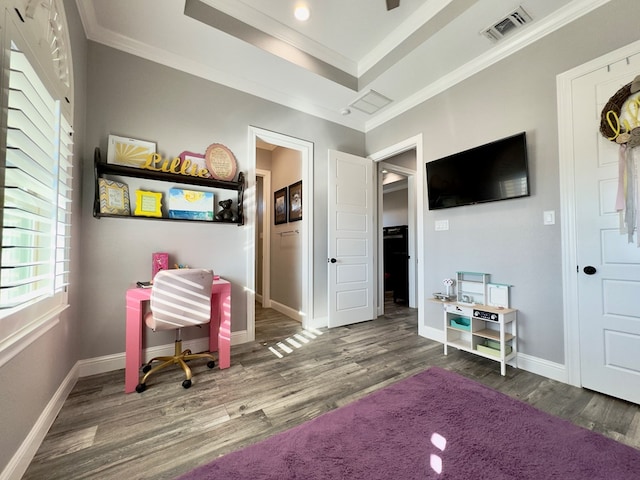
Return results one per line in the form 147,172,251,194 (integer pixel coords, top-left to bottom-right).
435,220,449,231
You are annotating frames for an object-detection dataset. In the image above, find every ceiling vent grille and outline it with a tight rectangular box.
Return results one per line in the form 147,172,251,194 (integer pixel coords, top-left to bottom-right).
349,90,392,115
482,6,532,42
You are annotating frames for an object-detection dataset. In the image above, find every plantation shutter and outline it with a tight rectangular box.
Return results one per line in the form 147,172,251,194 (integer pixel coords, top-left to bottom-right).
1,41,73,310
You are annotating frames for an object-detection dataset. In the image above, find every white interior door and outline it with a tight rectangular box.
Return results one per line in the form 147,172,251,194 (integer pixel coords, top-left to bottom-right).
571,55,640,404
327,150,375,328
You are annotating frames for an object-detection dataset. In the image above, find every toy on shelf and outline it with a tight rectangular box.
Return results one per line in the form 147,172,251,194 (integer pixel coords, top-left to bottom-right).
433,278,455,301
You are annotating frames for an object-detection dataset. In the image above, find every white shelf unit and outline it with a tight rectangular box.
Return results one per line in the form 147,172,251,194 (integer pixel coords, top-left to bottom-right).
442,302,517,376
456,271,490,305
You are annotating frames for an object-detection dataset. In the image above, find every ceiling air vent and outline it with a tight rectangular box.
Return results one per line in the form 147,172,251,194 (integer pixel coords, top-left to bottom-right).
482,6,532,42
349,90,392,115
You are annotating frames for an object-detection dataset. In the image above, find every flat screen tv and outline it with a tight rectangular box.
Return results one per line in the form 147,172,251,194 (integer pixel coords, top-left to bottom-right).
426,132,530,210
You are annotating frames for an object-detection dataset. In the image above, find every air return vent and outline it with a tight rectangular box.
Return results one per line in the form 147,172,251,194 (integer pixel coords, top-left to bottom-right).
482,6,532,42
349,90,392,115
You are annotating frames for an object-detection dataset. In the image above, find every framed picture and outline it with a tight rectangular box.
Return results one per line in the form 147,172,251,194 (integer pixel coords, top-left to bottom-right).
274,187,287,225
288,180,302,222
107,135,156,168
168,188,214,221
134,190,163,217
98,178,130,215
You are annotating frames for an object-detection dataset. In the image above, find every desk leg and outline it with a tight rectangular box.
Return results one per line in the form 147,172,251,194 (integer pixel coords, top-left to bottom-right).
210,284,231,369
125,296,143,393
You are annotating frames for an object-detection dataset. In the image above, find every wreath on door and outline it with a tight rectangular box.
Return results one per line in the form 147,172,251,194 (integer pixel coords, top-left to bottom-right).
600,75,640,245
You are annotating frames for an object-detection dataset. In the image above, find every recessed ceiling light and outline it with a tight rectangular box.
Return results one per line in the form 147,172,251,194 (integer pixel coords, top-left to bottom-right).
294,5,310,21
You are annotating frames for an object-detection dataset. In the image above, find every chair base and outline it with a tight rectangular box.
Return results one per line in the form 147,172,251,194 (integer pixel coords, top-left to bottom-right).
136,339,216,392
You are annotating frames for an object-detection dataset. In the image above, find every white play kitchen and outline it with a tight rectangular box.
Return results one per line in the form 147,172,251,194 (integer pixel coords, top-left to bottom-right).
434,272,517,376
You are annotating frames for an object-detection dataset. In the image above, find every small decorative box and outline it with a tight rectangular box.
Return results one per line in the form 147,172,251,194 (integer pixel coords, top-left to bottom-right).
152,252,169,279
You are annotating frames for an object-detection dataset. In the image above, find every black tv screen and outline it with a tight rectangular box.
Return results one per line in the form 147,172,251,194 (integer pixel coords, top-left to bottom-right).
426,132,530,210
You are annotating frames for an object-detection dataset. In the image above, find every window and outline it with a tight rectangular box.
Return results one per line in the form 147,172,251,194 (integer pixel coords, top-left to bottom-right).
0,1,73,364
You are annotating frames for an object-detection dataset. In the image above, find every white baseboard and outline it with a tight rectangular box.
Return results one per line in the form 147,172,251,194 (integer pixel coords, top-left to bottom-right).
420,325,444,343
78,330,250,378
269,300,302,322
516,353,567,383
1,364,79,480
417,328,567,382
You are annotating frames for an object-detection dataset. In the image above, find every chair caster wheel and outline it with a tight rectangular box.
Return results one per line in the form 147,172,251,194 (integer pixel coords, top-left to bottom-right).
207,360,216,369
142,364,152,374
135,383,146,393
182,379,192,389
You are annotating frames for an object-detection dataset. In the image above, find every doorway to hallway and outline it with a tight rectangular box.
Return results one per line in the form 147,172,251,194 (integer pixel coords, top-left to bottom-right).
247,127,314,342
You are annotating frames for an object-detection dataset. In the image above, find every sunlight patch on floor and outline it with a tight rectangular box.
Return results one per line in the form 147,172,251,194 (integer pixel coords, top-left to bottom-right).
266,328,324,358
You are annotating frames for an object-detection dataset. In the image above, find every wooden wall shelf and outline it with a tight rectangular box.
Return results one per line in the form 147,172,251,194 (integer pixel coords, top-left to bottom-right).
93,147,245,225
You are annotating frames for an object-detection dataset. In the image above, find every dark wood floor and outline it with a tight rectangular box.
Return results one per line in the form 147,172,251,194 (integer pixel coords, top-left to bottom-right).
23,298,640,479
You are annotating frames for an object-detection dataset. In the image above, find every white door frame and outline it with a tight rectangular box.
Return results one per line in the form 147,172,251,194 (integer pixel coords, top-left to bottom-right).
557,39,640,386
377,161,417,313
247,127,314,340
369,134,424,328
256,169,271,308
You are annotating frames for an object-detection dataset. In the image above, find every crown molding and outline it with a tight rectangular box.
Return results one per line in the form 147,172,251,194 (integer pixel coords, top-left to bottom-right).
365,0,612,131
75,0,611,134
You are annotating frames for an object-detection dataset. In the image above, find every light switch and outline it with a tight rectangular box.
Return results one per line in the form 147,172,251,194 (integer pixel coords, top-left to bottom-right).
435,220,449,231
543,210,555,225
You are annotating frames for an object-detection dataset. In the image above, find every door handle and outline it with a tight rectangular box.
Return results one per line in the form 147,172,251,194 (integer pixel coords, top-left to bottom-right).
329,258,337,263
583,265,597,275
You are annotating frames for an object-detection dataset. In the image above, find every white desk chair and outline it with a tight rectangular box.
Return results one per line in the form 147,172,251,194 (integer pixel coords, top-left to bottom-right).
136,268,216,392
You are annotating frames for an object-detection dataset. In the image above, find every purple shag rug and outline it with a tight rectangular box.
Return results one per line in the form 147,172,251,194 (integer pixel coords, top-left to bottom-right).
177,367,640,479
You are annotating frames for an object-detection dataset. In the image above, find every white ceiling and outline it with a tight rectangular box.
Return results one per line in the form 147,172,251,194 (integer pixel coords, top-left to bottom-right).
75,0,609,132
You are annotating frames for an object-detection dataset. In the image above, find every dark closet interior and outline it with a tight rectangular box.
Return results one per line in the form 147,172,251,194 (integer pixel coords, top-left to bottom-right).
383,225,408,304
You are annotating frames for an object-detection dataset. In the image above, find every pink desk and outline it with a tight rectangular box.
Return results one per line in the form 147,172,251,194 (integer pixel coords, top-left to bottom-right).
125,278,231,393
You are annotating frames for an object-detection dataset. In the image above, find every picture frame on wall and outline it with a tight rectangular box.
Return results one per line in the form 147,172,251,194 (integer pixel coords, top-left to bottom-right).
288,180,302,222
107,135,156,168
274,187,287,225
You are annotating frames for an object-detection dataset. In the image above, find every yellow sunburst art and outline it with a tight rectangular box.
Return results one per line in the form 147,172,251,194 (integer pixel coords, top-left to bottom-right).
115,142,152,167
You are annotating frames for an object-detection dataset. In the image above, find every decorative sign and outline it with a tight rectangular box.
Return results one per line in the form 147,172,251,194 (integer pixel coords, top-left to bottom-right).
205,143,237,181
142,153,210,178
